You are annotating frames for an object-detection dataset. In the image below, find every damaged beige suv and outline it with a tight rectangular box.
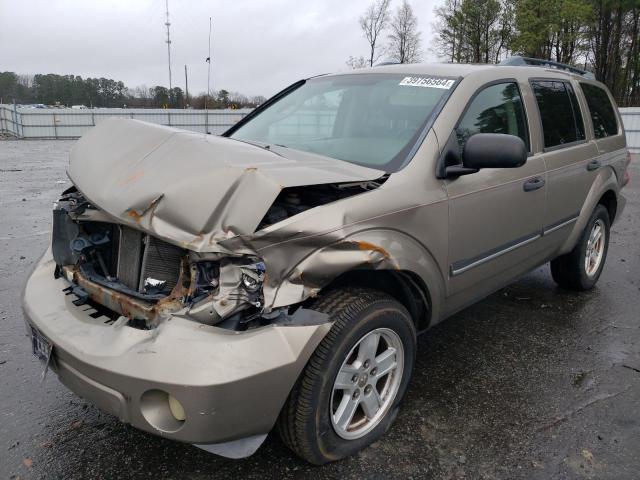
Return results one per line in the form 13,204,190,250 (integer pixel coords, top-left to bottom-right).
23,58,631,464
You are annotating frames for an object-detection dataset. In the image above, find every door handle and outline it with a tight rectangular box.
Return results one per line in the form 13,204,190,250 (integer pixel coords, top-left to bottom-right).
587,160,601,171
523,177,545,192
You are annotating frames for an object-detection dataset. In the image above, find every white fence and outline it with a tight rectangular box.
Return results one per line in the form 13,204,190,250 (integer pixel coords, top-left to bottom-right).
0,105,250,138
620,108,640,152
1,104,639,151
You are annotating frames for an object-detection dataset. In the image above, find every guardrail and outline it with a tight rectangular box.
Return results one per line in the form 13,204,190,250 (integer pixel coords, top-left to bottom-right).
0,104,250,138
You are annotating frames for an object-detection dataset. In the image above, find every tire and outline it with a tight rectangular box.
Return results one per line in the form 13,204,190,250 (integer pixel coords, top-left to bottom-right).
277,288,416,464
550,204,610,290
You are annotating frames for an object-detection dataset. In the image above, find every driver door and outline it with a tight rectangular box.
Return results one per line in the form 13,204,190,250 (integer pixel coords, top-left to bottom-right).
445,81,546,298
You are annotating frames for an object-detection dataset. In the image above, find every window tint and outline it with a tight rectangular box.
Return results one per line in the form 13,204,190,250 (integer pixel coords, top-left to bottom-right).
456,82,528,153
532,80,586,148
580,83,618,138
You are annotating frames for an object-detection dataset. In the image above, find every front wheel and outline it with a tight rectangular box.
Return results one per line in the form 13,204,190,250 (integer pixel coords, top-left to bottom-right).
277,288,416,464
550,204,611,290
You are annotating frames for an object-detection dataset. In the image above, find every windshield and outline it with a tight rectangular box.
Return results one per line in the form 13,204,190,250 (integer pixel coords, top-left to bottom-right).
228,73,456,171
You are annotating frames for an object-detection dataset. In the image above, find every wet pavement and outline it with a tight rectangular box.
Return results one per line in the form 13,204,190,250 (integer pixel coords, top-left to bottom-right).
0,139,638,480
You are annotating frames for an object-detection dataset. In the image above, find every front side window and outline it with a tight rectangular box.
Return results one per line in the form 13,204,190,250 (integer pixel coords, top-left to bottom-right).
580,83,618,138
456,82,529,154
229,74,456,172
532,80,586,148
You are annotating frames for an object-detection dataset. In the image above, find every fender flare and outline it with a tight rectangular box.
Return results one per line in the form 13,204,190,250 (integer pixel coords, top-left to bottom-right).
559,166,619,255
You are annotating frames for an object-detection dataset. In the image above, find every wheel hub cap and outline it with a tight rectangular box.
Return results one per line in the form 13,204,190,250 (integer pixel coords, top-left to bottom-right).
330,328,404,440
585,219,605,277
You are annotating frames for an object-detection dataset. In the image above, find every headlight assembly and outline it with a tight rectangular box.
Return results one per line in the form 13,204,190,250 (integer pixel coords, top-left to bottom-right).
240,262,266,293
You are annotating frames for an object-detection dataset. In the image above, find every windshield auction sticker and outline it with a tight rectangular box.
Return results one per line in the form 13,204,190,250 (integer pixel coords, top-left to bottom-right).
399,76,455,89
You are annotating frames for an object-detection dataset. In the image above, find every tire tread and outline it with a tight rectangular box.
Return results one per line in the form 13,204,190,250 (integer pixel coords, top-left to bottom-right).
550,204,610,291
277,288,400,464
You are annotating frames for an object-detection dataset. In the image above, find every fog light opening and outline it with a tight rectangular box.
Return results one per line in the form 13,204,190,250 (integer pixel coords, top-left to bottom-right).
140,389,185,433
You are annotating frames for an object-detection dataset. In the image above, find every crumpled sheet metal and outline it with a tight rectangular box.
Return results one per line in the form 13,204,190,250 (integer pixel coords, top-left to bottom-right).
219,174,449,313
68,119,448,320
68,119,384,252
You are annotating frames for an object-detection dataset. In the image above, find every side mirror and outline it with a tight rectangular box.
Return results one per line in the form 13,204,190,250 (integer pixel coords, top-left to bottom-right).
463,133,527,170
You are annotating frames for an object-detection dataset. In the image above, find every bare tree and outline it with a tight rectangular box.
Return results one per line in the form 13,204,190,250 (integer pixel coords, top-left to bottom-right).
17,74,34,89
346,55,369,69
433,0,461,62
360,0,392,66
387,0,422,64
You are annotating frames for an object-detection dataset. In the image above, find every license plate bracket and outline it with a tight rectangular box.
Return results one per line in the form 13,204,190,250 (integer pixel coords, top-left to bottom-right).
31,326,53,379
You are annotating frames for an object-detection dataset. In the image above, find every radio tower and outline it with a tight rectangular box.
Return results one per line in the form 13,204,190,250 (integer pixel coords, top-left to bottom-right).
164,0,173,91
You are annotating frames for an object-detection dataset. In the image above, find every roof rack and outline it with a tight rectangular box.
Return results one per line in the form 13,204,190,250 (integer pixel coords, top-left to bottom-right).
499,56,595,80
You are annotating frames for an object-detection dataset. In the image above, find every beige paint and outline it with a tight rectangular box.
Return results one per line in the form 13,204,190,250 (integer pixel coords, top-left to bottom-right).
23,62,628,452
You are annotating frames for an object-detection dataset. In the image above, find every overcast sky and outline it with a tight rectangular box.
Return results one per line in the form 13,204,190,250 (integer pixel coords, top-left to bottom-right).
0,0,442,98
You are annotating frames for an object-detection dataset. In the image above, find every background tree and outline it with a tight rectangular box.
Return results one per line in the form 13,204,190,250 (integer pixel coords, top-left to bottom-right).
431,0,639,106
433,0,463,62
459,0,503,62
250,95,267,106
434,0,507,63
346,55,370,69
169,87,184,108
360,0,392,66
217,89,230,107
387,0,423,63
150,86,170,107
0,72,265,109
511,0,591,63
0,72,32,103
588,0,640,103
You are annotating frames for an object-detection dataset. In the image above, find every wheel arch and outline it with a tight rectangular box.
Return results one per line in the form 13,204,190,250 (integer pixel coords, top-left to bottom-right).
319,269,432,332
559,168,619,255
597,189,618,223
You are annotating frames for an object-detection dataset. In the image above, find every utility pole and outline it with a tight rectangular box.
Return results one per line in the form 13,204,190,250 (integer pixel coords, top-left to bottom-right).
184,65,189,108
165,0,173,93
205,17,212,134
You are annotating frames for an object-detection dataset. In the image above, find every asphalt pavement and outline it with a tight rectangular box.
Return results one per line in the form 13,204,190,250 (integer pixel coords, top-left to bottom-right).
1,139,639,479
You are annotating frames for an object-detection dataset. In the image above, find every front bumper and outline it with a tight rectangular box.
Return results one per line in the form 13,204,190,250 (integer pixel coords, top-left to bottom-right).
22,250,331,446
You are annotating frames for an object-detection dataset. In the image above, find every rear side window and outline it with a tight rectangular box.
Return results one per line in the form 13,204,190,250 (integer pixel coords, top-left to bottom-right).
580,83,618,138
531,80,586,148
456,82,529,152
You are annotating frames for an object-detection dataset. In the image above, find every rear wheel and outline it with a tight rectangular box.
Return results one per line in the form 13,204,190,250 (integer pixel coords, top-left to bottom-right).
277,288,416,464
550,204,610,290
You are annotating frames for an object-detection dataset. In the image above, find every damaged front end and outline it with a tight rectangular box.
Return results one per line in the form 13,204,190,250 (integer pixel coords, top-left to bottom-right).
49,118,391,331
52,187,272,330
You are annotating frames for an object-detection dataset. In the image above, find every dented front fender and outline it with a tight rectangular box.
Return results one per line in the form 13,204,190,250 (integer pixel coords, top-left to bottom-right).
259,229,446,323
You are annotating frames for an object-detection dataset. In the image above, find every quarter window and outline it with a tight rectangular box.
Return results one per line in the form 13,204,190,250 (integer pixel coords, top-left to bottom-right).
580,83,618,138
456,82,529,153
531,80,586,148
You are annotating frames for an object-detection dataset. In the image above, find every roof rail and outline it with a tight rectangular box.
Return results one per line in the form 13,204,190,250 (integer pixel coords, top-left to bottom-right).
499,56,596,80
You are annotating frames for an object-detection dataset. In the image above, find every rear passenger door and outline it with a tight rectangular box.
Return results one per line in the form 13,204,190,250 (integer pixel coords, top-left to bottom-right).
531,79,600,240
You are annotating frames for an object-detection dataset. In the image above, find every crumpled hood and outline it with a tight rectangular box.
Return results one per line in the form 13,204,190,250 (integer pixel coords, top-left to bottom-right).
68,118,384,250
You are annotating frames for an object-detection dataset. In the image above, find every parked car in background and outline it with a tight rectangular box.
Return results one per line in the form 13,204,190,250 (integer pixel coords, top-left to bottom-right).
23,57,630,464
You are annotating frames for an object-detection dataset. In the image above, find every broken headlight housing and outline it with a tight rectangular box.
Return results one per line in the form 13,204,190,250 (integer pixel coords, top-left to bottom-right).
240,262,266,293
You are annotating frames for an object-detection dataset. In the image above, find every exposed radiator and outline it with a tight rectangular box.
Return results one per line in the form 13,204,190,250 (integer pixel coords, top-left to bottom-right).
138,234,184,291
116,226,184,294
117,226,143,290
